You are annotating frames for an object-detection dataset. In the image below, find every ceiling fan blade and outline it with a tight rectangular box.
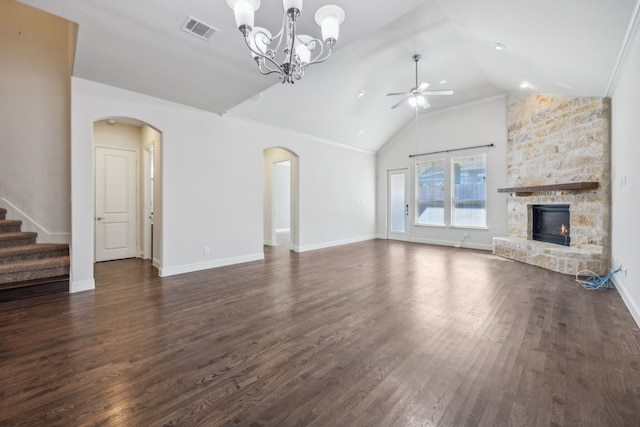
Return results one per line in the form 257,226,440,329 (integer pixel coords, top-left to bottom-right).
424,90,454,96
391,96,411,109
417,82,430,91
386,92,410,96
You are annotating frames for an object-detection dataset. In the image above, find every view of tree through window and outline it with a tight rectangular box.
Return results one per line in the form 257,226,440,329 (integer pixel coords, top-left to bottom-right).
416,159,444,225
452,154,486,227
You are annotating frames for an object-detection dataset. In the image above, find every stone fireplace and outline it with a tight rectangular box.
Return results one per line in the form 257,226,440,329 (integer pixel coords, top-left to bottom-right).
493,95,611,275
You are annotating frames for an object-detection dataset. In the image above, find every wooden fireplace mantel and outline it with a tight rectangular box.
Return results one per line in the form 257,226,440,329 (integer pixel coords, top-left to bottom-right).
497,181,599,196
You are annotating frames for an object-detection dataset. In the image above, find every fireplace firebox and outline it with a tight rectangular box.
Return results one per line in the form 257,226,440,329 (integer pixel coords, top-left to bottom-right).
531,204,570,246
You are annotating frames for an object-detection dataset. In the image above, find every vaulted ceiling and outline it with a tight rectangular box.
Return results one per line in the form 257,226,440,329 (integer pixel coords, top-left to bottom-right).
19,0,638,152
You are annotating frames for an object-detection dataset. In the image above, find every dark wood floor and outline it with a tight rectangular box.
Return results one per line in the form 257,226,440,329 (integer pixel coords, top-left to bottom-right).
1,240,639,426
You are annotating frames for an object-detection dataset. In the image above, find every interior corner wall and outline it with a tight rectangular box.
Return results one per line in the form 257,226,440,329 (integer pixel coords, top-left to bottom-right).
376,96,509,249
0,0,73,238
71,77,376,291
611,28,640,327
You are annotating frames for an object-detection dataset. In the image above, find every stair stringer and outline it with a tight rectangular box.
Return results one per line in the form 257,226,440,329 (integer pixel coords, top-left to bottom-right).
0,198,70,244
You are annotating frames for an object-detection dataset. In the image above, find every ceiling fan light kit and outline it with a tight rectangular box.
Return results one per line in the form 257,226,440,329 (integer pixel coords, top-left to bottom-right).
226,0,345,83
387,54,453,110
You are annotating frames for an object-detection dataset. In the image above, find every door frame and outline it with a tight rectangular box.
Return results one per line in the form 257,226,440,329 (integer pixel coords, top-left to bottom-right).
387,168,411,241
92,118,163,271
143,144,154,260
263,147,299,251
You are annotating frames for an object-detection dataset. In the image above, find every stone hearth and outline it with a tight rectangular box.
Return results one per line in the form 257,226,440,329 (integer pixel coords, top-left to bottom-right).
493,94,611,275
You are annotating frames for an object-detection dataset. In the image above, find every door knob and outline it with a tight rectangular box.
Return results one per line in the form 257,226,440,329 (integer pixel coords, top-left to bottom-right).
96,217,104,221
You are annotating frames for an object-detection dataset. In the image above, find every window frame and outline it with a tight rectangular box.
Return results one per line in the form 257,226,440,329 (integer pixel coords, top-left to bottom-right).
414,149,489,230
414,158,446,227
450,153,487,229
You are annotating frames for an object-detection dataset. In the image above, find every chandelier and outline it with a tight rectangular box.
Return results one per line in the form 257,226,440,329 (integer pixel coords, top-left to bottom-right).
226,0,345,83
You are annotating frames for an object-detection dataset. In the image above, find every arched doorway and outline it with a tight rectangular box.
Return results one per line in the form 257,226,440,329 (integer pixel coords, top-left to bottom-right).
263,148,299,251
93,117,163,268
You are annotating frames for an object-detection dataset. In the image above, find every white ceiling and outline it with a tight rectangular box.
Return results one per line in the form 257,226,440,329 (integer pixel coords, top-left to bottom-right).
19,0,638,152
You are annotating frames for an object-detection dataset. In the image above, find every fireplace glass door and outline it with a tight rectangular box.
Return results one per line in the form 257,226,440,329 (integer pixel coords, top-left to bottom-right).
532,204,570,246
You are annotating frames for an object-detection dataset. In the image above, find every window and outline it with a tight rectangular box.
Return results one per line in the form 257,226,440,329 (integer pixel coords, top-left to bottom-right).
451,154,486,227
415,159,445,226
415,152,487,228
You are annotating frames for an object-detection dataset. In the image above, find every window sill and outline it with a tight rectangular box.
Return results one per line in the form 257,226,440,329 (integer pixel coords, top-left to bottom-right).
449,225,488,230
413,223,488,230
414,223,447,228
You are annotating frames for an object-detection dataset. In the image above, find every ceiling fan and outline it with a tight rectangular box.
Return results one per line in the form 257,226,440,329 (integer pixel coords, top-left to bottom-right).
387,54,453,109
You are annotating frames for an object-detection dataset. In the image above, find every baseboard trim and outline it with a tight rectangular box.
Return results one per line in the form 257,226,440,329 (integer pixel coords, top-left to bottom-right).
296,235,377,253
159,253,265,277
613,276,640,329
410,237,493,251
70,279,95,293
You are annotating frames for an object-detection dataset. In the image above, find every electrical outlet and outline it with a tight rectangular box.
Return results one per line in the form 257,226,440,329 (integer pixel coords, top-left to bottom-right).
204,246,210,254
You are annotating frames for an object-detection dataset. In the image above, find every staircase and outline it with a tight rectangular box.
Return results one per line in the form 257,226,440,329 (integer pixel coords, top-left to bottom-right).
0,208,70,302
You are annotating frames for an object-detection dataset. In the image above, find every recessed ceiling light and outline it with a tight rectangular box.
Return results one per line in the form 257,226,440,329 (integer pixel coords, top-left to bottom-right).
107,119,116,126
357,129,366,136
557,81,575,89
357,89,366,98
439,79,448,85
494,43,506,50
519,82,531,89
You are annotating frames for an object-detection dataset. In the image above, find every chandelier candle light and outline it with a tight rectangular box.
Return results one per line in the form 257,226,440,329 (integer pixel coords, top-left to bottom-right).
226,0,345,83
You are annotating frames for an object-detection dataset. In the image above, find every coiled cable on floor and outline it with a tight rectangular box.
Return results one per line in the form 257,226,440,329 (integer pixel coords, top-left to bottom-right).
575,268,621,290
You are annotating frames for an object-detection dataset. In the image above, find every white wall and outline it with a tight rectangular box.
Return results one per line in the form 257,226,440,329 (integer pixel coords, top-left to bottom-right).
71,78,376,291
376,96,508,250
0,1,73,241
611,26,640,326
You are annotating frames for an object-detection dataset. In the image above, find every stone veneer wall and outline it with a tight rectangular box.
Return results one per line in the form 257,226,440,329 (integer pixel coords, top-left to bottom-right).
493,94,611,275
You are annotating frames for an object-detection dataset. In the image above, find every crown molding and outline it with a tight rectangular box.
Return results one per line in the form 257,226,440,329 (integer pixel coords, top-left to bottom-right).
605,0,640,97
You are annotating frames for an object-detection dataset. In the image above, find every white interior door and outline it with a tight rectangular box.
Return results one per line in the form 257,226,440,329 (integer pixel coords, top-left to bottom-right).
388,169,410,241
95,147,137,262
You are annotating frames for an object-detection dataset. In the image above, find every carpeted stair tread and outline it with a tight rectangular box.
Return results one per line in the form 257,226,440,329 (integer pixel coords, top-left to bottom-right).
0,256,70,286
0,243,69,265
0,209,70,298
0,220,23,233
0,231,38,248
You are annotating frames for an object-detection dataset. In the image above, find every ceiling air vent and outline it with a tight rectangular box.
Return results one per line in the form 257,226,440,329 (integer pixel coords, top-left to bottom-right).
181,16,218,41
